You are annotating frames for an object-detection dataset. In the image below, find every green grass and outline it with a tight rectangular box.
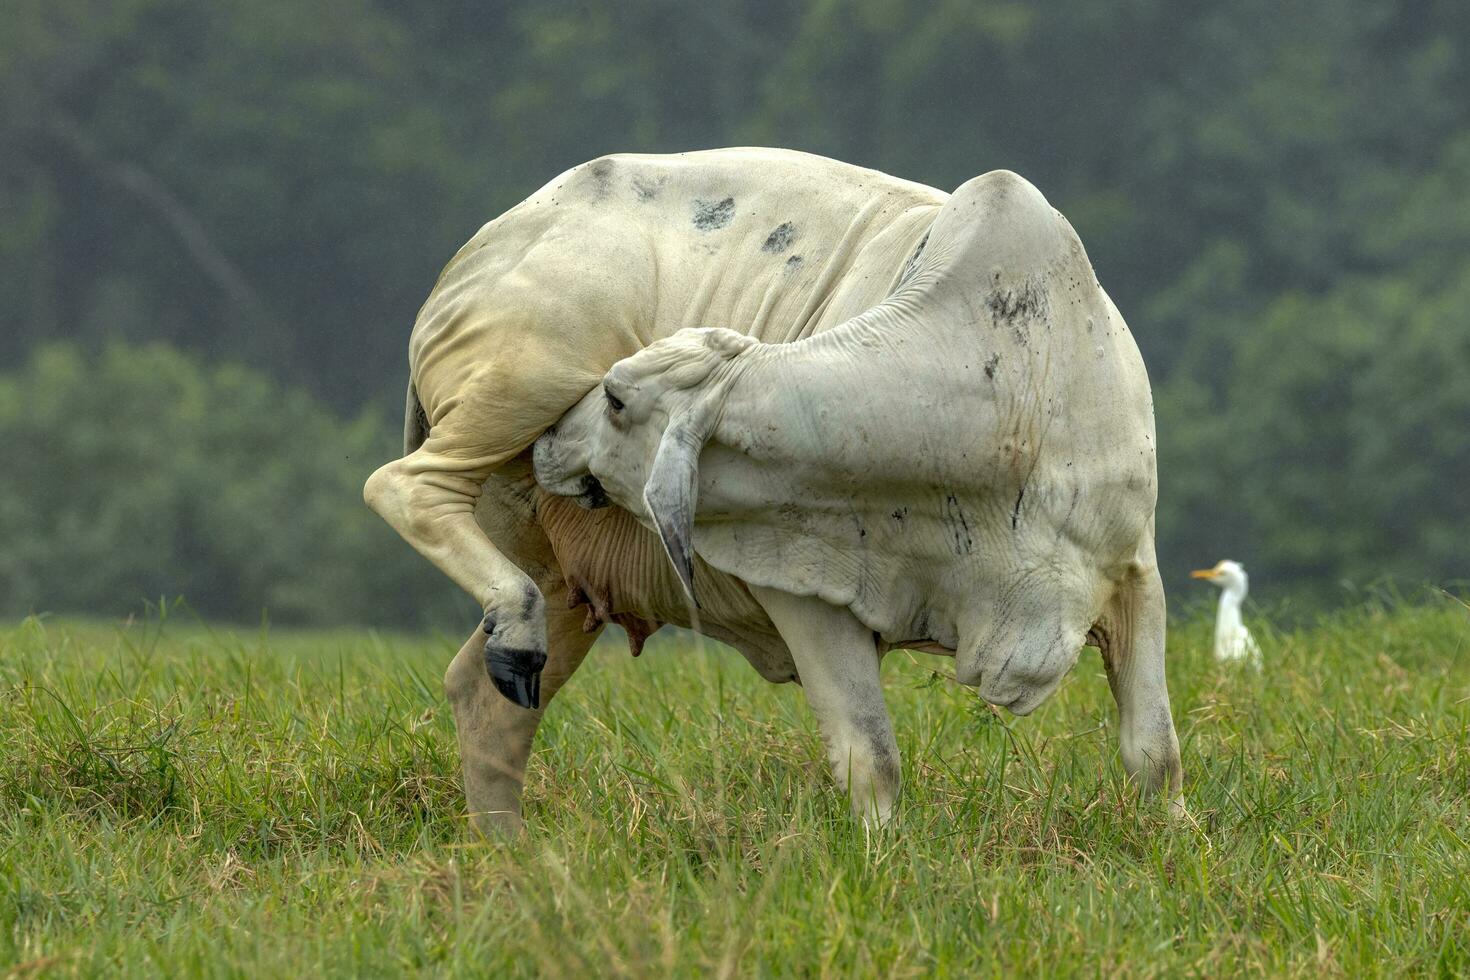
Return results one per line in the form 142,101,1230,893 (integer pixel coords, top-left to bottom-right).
2,599,1468,977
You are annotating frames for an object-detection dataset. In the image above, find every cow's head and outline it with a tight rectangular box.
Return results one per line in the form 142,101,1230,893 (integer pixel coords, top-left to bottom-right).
533,326,757,604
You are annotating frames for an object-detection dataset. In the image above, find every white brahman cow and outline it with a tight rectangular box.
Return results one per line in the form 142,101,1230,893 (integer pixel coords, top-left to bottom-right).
367,149,1183,830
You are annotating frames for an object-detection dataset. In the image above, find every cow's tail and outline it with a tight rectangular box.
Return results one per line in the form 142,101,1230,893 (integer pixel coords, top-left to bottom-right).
403,381,429,456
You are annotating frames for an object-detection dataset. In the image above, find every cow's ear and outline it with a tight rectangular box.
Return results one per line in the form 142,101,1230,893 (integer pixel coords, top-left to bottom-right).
642,406,711,608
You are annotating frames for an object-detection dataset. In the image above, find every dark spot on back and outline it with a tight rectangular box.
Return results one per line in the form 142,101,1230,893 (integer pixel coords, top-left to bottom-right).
586,158,614,198
692,197,735,231
631,174,664,201
762,222,796,253
785,254,804,271
984,353,999,379
987,279,1047,323
987,280,1049,346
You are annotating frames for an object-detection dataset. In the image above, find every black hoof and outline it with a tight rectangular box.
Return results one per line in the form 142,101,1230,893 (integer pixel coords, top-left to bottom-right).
484,641,547,710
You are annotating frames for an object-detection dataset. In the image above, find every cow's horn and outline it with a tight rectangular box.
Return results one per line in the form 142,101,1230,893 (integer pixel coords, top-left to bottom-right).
642,409,707,608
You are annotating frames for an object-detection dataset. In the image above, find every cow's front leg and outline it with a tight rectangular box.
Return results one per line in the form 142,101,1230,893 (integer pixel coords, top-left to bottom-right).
752,586,900,826
444,576,598,836
1094,563,1184,814
366,445,548,708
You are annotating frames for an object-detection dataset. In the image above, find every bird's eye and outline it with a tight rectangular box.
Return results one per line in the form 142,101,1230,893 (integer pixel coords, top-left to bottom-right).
604,386,625,412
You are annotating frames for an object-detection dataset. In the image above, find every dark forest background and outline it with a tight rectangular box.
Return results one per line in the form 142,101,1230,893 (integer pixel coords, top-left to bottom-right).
3,0,1468,629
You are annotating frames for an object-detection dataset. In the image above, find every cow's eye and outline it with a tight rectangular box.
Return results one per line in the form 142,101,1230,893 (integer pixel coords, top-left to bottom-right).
604,386,625,412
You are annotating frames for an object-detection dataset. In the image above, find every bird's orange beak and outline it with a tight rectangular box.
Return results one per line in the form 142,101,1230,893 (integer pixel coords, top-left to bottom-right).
1190,568,1218,580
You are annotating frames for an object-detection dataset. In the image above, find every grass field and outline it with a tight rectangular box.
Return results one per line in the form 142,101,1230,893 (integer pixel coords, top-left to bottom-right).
2,598,1468,977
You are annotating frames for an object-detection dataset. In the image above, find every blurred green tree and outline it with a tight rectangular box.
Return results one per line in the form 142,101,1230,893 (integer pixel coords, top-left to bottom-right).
1159,259,1470,602
0,343,468,627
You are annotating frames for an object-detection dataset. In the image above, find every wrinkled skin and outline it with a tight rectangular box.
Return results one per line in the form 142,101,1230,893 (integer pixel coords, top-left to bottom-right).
537,170,1183,810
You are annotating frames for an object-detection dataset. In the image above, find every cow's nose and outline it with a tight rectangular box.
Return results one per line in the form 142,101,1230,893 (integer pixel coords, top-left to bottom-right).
578,474,610,509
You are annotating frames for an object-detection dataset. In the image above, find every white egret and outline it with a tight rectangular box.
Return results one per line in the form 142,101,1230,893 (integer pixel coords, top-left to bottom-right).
1190,560,1262,670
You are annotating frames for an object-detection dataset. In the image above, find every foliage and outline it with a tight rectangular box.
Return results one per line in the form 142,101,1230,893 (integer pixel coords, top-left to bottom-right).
1,0,1468,615
1157,259,1470,603
2,604,1468,974
0,343,467,628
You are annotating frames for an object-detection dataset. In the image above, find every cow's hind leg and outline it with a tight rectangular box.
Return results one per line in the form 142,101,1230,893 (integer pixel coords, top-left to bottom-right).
752,587,900,826
445,574,598,836
1093,562,1184,812
366,439,550,708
